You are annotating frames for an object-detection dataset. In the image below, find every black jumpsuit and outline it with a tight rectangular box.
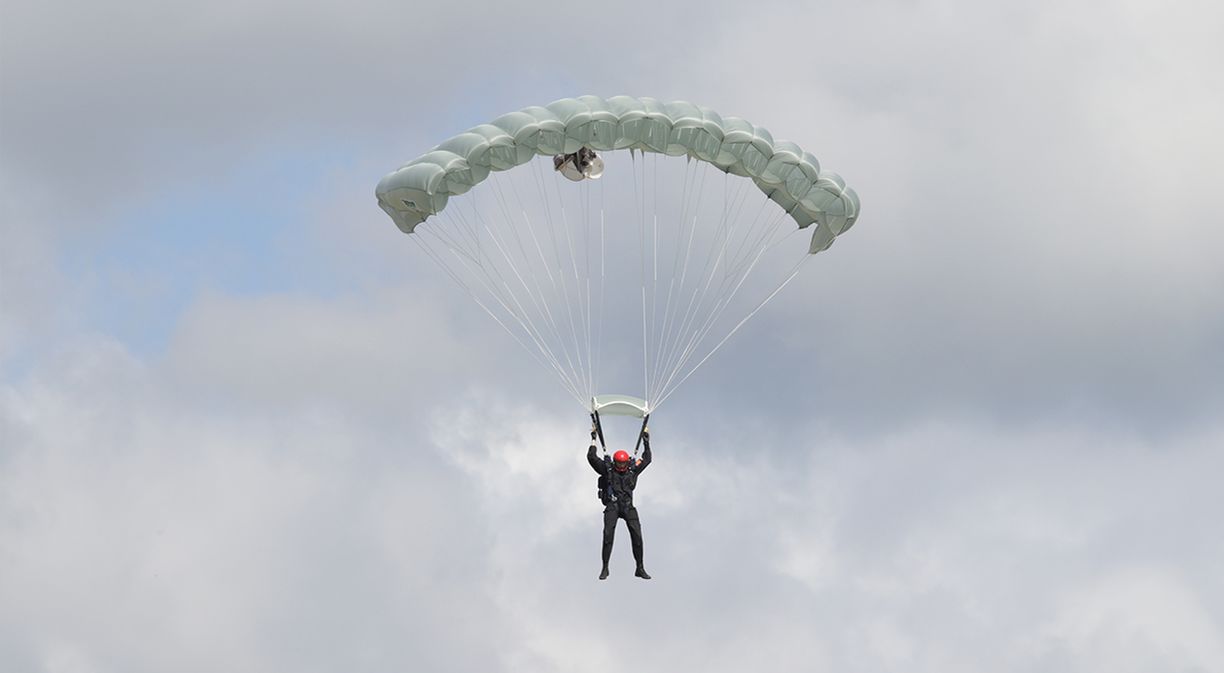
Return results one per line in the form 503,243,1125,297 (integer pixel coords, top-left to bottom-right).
588,437,652,569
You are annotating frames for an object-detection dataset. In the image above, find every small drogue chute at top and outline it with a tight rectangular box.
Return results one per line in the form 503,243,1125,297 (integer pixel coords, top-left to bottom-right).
375,96,860,447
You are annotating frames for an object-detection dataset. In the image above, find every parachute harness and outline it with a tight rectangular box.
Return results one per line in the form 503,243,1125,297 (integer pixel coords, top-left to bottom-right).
591,409,650,504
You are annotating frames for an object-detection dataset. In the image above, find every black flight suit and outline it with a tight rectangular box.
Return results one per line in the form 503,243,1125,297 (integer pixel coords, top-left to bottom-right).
587,436,652,570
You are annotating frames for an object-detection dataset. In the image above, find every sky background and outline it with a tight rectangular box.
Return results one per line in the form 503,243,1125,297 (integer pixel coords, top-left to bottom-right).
3,0,1223,672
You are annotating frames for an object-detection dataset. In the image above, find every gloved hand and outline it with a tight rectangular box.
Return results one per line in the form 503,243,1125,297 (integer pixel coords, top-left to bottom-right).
642,426,650,438
591,430,597,440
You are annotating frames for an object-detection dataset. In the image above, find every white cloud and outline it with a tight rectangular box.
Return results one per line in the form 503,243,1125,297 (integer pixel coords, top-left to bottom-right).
4,0,1224,670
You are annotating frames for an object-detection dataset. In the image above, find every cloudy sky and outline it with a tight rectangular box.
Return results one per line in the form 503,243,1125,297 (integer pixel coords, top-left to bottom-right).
3,0,1223,671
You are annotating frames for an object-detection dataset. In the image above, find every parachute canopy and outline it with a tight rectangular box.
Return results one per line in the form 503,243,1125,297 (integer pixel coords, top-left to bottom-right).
377,96,861,414
377,96,860,253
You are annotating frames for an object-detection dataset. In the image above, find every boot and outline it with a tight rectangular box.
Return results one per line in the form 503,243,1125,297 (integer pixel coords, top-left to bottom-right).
635,566,651,580
599,566,609,580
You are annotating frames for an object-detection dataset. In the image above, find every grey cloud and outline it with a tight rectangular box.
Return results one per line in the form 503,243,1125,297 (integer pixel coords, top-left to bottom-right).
0,340,512,673
0,0,716,225
427,404,1224,673
4,0,1224,670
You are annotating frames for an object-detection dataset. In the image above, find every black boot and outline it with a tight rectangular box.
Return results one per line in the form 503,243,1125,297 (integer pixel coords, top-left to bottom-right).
635,566,651,580
599,566,609,580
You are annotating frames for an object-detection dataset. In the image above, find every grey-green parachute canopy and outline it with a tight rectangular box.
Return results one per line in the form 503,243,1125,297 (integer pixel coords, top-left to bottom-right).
376,95,863,415
376,95,861,254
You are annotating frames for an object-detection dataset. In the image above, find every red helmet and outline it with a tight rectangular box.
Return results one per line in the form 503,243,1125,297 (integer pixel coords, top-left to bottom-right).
612,450,631,472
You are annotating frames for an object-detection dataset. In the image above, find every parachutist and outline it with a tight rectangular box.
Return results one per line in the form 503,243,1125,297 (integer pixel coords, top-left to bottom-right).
554,147,604,181
588,424,652,580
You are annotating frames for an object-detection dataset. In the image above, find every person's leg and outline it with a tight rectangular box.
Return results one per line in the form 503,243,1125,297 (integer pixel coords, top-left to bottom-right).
600,505,618,579
625,507,650,579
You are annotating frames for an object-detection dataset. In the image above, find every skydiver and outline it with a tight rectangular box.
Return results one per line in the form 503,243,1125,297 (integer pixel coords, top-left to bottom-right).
588,424,652,580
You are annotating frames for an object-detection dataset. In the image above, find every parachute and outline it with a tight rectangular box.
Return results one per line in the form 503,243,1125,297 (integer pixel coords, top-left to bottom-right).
376,96,860,417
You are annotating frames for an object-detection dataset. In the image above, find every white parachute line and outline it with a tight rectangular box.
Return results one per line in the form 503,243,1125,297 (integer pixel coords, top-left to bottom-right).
412,232,586,406
648,154,662,402
424,223,585,399
651,212,660,401
497,169,557,289
582,179,594,400
637,152,653,404
489,171,581,385
544,161,594,403
648,174,734,397
633,150,649,404
656,253,807,408
428,205,588,401
587,277,597,401
677,159,709,284
594,178,606,399
705,201,788,315
647,152,670,404
718,193,773,283
723,205,774,278
655,226,806,402
649,157,696,400
422,211,480,264
650,180,757,394
538,160,591,389
519,210,565,317
413,233,579,402
453,243,586,404
584,178,592,282
682,165,724,287
725,204,787,281
558,184,584,310
423,217,485,270
478,215,584,391
652,195,779,400
726,210,794,280
531,172,587,401
456,180,585,394
718,222,784,299
454,199,486,258
530,159,591,400
579,180,589,399
654,253,811,409
600,174,607,278
675,226,798,381
658,227,784,399
440,195,479,254
671,156,695,274
555,179,590,398
651,159,708,396
649,278,676,402
410,225,476,293
694,193,771,319
642,285,650,406
582,182,596,400
655,163,724,382
653,154,660,289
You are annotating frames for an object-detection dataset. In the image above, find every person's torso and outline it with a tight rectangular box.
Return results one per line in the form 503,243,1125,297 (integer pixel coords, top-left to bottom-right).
600,466,639,506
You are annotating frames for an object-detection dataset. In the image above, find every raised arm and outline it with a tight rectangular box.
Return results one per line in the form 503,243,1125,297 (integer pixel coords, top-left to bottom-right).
635,429,652,474
587,430,605,474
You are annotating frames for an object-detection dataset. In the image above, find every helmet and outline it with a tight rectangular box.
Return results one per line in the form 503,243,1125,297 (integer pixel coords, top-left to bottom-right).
612,450,631,472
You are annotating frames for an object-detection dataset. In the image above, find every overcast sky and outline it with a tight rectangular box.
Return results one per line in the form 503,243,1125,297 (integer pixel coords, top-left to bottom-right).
3,0,1223,671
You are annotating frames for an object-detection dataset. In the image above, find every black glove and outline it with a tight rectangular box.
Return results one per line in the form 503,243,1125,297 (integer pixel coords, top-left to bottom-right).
591,429,597,440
